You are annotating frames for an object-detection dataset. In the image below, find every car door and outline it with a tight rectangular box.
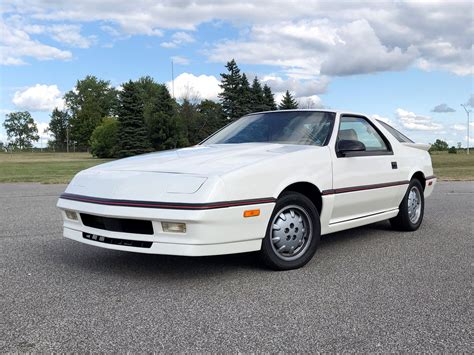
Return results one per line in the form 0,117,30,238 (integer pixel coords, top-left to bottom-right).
329,114,404,224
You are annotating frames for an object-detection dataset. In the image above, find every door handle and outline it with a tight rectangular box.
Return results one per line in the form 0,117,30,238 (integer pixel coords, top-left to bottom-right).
391,161,398,169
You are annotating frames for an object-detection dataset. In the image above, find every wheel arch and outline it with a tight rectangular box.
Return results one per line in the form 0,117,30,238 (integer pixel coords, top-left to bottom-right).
410,171,426,190
278,182,323,215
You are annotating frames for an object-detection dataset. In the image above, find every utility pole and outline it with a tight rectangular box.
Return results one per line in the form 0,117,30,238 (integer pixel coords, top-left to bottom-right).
66,125,69,153
461,104,471,154
171,59,175,99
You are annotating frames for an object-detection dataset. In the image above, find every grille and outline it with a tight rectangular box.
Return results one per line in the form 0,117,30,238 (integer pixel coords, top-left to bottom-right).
80,213,154,235
83,232,152,248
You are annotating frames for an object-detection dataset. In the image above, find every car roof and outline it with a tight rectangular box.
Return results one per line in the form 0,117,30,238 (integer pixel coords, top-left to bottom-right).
247,109,369,117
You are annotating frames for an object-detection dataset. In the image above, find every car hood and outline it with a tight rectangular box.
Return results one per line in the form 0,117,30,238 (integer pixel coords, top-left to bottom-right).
90,143,318,176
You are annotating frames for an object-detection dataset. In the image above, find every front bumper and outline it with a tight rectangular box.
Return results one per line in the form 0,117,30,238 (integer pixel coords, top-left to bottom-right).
57,198,275,256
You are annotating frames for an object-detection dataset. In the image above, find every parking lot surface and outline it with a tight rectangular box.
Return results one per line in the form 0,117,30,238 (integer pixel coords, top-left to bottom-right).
1,182,472,352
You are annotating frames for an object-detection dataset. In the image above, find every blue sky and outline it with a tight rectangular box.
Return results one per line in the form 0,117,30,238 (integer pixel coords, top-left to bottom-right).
1,1,473,147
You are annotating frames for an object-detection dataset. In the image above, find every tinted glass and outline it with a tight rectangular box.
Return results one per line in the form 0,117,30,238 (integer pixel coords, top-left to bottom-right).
338,116,388,151
203,111,336,146
377,120,414,143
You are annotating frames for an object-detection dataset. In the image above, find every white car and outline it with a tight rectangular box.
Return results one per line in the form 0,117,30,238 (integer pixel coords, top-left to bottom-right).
58,110,436,270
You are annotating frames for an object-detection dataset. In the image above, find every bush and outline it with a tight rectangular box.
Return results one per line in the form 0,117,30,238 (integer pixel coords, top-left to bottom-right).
448,146,457,154
430,139,449,152
90,117,118,158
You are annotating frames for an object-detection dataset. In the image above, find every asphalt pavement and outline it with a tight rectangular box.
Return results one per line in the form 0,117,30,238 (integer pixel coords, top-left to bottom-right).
1,181,472,352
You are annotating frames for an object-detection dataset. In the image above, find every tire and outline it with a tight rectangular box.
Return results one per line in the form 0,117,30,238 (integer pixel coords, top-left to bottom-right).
260,192,320,270
390,179,424,231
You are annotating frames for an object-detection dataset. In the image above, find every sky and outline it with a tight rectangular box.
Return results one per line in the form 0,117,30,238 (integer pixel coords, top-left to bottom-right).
0,0,473,147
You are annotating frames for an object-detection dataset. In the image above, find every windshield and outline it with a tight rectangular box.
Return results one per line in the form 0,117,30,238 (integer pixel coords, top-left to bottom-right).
202,111,336,146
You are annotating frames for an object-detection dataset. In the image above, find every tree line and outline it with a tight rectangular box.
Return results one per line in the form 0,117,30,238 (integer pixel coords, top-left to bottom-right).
2,59,301,157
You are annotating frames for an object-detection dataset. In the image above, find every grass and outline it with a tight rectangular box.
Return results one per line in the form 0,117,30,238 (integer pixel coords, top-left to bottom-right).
0,152,110,184
0,150,473,184
430,151,474,181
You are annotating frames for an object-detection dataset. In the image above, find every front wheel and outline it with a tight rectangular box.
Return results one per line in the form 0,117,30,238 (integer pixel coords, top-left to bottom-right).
390,179,424,231
260,192,320,270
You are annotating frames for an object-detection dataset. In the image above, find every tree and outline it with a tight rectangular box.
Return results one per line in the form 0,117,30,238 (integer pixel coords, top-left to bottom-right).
3,111,39,149
116,81,152,157
430,139,449,151
64,75,118,149
178,98,200,146
448,146,457,154
278,90,299,110
250,76,266,113
135,76,179,151
219,59,243,120
238,73,253,116
195,100,228,142
48,108,69,151
263,84,277,111
90,117,118,158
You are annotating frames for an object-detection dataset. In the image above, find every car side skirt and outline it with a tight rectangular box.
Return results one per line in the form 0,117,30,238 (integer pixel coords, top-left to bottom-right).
324,208,399,234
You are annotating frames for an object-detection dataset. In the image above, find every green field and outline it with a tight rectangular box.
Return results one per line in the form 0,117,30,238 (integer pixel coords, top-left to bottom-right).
0,151,473,184
0,152,111,184
430,151,474,181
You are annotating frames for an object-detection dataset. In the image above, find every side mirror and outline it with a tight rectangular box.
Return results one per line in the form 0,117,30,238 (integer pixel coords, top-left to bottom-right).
337,139,366,156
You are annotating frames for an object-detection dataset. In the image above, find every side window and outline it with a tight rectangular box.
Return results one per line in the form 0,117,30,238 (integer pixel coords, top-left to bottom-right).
377,120,414,143
338,116,389,152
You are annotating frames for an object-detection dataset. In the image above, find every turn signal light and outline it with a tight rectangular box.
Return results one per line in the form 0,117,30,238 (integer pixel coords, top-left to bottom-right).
243,209,260,218
162,222,187,233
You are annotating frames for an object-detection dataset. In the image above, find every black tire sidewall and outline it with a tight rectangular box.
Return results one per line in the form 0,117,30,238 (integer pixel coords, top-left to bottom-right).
398,179,425,231
260,192,321,270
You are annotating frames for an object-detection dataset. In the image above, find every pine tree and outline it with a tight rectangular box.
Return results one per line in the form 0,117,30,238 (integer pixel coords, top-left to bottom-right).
263,84,277,111
219,59,243,120
196,100,228,142
136,76,179,151
238,73,252,116
117,81,151,157
278,90,299,110
250,76,266,112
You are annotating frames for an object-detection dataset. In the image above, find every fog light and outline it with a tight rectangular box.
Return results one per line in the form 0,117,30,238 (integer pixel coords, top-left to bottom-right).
162,222,186,233
65,210,78,220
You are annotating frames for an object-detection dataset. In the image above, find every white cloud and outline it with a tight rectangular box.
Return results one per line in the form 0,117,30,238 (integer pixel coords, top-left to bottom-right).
464,136,474,144
452,124,466,131
1,1,472,76
261,75,329,96
208,19,417,78
0,131,8,144
171,56,190,65
395,108,443,131
167,73,221,101
13,84,65,112
319,20,417,76
36,121,51,139
297,95,323,109
0,17,72,65
161,31,195,48
47,24,96,48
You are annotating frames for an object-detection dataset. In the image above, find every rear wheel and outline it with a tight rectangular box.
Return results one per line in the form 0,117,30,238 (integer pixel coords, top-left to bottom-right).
260,192,320,270
390,179,424,231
